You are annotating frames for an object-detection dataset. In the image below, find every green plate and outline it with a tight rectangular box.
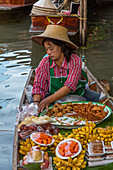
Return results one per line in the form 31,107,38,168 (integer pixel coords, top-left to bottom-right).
40,101,112,129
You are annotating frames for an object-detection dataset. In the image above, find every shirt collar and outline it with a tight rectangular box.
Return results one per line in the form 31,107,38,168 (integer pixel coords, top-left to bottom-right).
50,57,68,69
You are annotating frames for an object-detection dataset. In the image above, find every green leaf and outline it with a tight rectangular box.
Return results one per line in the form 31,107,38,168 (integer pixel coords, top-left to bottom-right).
24,163,41,170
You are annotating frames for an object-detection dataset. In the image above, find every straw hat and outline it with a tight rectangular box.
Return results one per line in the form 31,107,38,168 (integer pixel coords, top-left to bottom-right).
33,0,56,10
31,25,78,50
31,0,57,16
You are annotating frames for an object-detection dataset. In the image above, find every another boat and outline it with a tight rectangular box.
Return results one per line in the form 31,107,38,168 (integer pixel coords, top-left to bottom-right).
0,0,37,11
29,14,79,36
13,65,113,170
29,0,80,35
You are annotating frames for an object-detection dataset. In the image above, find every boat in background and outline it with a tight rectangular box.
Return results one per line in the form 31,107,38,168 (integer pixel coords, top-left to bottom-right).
0,0,37,11
29,14,79,36
29,0,80,35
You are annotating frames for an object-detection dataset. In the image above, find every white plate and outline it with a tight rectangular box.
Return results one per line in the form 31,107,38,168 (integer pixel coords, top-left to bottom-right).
30,132,55,146
56,138,82,159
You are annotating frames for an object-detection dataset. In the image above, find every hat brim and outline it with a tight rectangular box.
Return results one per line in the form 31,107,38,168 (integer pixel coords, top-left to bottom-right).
31,35,78,50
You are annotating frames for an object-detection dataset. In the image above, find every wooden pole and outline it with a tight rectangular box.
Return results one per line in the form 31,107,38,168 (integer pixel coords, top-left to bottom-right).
80,0,83,45
83,0,87,46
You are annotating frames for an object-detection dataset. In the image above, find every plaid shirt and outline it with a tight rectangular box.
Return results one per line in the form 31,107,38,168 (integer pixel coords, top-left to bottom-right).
32,54,82,98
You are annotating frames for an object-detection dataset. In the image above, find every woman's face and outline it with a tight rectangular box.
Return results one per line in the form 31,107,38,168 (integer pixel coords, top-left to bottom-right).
44,40,64,62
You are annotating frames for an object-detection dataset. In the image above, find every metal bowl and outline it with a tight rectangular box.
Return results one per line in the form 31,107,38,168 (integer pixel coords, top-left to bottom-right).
57,95,86,103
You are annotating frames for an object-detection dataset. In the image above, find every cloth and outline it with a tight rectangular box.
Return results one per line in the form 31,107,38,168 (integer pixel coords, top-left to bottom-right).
32,54,83,99
84,89,100,102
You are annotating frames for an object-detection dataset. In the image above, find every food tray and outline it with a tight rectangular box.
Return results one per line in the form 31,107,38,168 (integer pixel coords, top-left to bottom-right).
88,141,105,156
40,101,112,129
105,154,113,160
86,156,104,162
105,149,113,154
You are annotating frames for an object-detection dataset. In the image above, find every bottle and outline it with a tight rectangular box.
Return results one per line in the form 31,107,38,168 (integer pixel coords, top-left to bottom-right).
24,84,33,104
82,55,86,71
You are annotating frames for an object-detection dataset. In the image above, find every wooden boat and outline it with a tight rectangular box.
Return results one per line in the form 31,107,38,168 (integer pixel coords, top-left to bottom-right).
29,14,79,36
0,0,37,11
29,0,80,35
13,65,113,170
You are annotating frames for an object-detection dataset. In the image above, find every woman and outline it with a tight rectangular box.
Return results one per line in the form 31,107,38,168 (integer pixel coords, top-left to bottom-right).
31,24,88,112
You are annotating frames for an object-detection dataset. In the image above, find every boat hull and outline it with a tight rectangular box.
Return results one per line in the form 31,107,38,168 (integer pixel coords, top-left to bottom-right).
0,0,36,11
29,15,79,35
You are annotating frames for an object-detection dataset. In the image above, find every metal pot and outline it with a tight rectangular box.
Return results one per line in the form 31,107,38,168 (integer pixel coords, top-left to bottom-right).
56,95,86,103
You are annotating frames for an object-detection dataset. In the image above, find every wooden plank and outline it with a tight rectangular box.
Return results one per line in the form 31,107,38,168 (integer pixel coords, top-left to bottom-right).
13,125,18,170
82,0,87,46
79,0,83,45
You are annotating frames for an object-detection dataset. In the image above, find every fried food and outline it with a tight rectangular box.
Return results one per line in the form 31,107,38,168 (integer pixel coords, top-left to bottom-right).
45,102,108,121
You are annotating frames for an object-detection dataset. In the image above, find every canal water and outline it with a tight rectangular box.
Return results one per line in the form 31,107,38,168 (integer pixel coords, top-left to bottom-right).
0,3,113,170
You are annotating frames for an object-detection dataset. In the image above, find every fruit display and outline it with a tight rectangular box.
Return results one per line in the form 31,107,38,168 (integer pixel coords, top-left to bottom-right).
19,120,113,170
53,149,86,170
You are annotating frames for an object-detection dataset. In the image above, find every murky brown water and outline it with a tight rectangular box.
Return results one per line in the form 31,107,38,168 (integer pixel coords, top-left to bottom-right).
0,3,113,170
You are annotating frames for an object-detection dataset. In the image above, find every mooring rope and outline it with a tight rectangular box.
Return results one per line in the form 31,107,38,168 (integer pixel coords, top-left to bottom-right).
46,16,64,25
46,13,86,26
71,14,87,20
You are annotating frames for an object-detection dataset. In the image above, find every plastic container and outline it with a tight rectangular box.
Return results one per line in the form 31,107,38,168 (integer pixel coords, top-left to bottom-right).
88,140,105,156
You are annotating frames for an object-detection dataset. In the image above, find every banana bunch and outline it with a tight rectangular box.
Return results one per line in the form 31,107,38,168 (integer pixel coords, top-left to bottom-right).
50,122,97,153
50,133,65,153
96,126,113,146
19,138,48,155
53,149,86,170
70,122,96,149
19,138,32,155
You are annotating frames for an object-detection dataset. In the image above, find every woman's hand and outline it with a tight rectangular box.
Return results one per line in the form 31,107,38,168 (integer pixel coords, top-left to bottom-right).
38,97,51,113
